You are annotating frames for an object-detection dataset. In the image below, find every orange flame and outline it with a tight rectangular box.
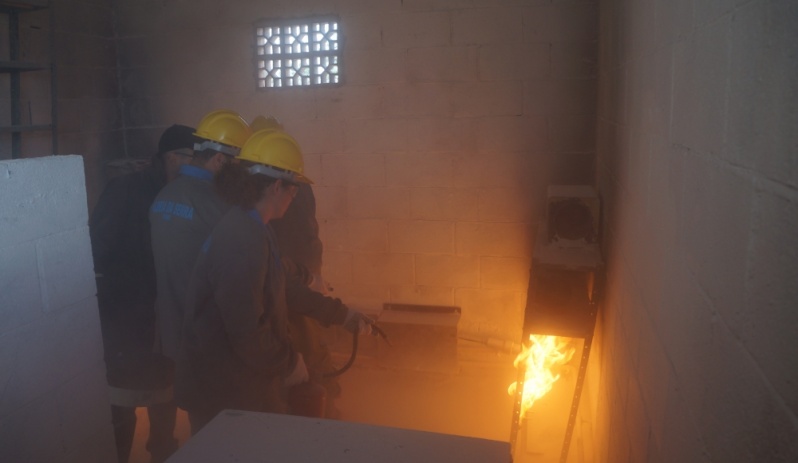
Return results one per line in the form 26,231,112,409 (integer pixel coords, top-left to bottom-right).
508,334,575,420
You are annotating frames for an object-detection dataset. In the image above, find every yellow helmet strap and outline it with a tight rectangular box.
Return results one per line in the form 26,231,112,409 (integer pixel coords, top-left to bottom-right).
194,139,239,156
247,163,299,183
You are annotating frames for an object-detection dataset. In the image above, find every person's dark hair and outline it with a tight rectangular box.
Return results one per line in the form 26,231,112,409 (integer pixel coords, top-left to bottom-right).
157,124,197,157
150,124,197,178
215,162,277,208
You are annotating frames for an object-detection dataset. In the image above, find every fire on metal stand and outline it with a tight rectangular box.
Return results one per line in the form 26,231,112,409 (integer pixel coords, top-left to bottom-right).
510,185,603,463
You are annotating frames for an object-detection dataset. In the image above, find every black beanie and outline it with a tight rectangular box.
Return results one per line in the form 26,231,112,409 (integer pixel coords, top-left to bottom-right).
157,124,197,156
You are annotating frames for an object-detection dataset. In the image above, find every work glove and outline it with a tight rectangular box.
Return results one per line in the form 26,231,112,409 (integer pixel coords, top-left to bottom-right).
283,353,309,387
308,273,330,295
343,309,376,336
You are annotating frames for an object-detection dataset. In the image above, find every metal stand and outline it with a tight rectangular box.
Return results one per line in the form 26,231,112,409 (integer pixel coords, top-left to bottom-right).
509,360,526,451
509,303,597,463
510,252,603,463
511,189,603,462
559,301,597,463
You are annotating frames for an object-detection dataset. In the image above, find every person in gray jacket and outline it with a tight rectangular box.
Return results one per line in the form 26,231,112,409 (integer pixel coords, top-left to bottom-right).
250,115,343,419
149,110,251,457
175,129,374,433
150,110,251,361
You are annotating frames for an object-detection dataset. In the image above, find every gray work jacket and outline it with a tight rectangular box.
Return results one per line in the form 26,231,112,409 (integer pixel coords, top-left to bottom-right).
150,165,229,360
175,207,348,415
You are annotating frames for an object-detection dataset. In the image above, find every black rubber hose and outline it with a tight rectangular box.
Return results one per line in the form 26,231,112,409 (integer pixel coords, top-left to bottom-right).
323,331,358,378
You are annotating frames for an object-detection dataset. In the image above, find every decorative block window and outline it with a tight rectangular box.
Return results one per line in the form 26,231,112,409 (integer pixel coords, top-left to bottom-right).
255,17,341,89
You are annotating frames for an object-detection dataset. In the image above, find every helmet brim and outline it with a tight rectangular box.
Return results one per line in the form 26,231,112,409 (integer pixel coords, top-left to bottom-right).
247,163,313,184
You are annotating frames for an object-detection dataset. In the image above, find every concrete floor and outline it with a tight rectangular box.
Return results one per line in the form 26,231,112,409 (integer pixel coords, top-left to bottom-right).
128,338,517,462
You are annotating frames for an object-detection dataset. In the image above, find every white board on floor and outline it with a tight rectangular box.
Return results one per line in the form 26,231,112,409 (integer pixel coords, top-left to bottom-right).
167,409,511,463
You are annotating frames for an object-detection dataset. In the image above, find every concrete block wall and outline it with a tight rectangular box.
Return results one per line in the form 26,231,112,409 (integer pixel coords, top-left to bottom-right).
595,0,798,462
0,156,116,462
114,0,598,342
53,0,123,208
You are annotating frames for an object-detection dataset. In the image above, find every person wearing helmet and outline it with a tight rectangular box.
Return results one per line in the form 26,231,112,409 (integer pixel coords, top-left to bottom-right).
148,110,251,459
90,124,195,463
250,114,283,133
174,129,375,433
253,116,344,419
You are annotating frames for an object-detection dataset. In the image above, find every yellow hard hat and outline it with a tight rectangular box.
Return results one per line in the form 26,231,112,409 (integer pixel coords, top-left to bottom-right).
237,129,313,184
250,115,284,133
193,110,252,156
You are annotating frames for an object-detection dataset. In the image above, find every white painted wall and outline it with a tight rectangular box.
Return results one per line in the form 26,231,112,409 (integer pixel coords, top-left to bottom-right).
595,0,798,461
0,156,116,462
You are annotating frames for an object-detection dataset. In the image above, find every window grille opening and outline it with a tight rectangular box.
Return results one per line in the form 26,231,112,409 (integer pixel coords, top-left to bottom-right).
255,18,340,89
